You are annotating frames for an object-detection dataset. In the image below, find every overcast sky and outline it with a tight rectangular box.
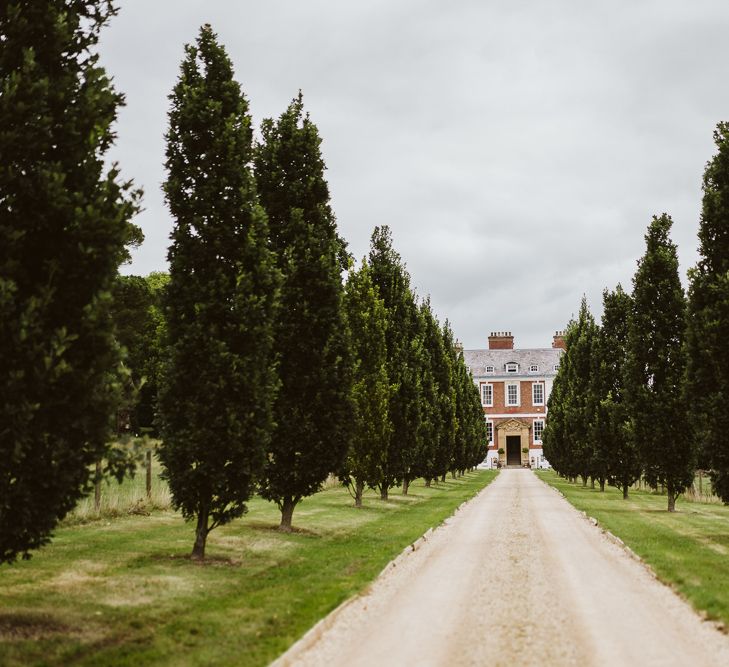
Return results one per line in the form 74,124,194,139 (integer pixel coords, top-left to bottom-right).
104,0,729,349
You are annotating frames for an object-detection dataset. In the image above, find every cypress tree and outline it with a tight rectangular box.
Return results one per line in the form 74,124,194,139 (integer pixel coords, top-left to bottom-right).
368,226,421,498
563,299,599,484
159,26,279,559
340,259,391,507
412,300,440,487
596,285,640,498
543,340,571,477
0,0,140,563
255,94,352,531
687,123,729,502
626,214,693,512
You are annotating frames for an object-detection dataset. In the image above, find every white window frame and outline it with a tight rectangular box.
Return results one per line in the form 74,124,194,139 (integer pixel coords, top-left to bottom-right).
553,364,560,372
532,382,544,406
485,419,493,444
506,362,519,373
486,365,494,373
529,364,539,373
533,419,545,443
506,382,520,406
480,383,493,407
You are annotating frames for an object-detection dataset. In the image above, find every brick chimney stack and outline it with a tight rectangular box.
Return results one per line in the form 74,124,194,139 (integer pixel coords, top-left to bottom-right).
552,330,566,349
488,331,514,350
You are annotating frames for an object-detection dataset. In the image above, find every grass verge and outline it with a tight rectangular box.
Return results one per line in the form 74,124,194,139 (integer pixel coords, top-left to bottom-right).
0,470,496,667
536,470,729,629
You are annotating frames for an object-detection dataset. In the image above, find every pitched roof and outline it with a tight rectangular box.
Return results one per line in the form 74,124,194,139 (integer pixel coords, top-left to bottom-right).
463,347,564,379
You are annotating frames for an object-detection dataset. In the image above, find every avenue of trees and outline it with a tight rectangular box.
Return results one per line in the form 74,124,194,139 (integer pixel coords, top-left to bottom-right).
544,124,729,510
0,10,486,563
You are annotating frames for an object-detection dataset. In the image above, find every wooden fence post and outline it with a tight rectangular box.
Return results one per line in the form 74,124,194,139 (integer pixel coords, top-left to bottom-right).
146,449,152,499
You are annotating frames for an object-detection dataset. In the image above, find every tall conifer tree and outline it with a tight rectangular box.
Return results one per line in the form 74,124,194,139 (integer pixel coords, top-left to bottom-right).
340,259,391,507
368,226,421,498
159,26,279,558
626,214,693,511
596,285,640,498
564,299,599,484
0,0,140,563
687,123,729,502
255,94,352,530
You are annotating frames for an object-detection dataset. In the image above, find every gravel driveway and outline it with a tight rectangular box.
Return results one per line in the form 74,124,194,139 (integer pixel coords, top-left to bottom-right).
273,469,729,666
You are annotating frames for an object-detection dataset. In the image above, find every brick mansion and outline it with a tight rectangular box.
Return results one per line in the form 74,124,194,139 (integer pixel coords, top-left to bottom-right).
463,331,565,469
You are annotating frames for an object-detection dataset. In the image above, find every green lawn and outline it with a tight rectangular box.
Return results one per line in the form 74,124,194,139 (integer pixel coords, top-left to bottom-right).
536,470,729,628
0,471,497,667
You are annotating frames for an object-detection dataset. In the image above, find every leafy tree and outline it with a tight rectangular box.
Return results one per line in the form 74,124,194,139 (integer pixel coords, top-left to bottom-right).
413,302,439,487
110,272,169,434
368,226,421,498
255,94,352,530
687,123,729,502
543,301,597,483
340,259,391,507
111,275,154,431
595,285,640,497
561,299,599,484
158,26,279,559
449,327,486,473
626,214,693,511
543,338,571,477
0,0,140,563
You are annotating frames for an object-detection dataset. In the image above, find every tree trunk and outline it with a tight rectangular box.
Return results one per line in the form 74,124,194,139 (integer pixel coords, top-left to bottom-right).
380,485,388,501
94,459,102,513
622,485,629,500
192,507,208,560
424,478,431,488
440,474,446,483
355,480,364,508
667,488,676,512
451,471,456,479
402,478,409,496
279,497,296,531
599,478,605,492
582,475,588,487
590,477,595,489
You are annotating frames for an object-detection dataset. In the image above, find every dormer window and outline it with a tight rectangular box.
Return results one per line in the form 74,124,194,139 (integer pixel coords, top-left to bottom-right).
506,362,518,373
553,364,560,371
529,364,539,373
486,365,494,373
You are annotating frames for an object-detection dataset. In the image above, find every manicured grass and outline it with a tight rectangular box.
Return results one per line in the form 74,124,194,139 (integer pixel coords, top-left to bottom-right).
0,471,497,667
536,470,729,628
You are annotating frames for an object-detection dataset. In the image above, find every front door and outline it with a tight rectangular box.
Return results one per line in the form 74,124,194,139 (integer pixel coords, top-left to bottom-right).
506,435,521,466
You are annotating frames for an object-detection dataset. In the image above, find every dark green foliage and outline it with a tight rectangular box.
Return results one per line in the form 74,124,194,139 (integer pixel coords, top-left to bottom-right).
255,93,352,529
340,259,392,507
449,326,487,472
626,214,693,511
543,339,570,476
158,26,279,558
111,271,167,433
413,301,441,484
0,0,140,563
543,299,598,482
687,123,729,502
367,226,422,497
595,285,640,497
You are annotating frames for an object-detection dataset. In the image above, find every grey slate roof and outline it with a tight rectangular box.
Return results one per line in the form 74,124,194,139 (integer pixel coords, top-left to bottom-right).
463,347,564,379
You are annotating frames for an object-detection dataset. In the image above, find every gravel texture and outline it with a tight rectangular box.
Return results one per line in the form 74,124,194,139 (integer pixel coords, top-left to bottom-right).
273,469,729,666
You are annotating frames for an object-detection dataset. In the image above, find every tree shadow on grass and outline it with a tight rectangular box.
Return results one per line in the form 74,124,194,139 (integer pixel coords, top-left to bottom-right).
0,611,74,640
245,520,322,538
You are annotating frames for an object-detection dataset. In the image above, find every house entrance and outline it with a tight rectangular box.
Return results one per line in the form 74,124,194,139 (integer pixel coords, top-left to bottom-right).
506,435,521,466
